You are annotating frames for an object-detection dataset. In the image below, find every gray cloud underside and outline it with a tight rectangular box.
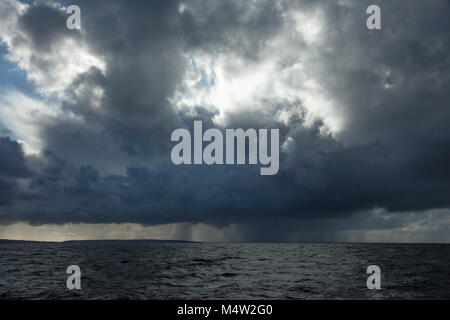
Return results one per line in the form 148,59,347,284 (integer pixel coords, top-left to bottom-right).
1,0,450,232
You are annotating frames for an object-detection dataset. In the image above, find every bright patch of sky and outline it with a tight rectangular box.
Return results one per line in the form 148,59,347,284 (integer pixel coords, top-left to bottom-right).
0,43,37,97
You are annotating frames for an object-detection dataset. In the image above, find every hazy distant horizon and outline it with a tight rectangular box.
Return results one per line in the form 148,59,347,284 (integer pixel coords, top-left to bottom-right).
2,237,450,245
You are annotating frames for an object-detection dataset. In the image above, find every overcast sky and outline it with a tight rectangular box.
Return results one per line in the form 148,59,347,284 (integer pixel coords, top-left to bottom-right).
0,0,449,242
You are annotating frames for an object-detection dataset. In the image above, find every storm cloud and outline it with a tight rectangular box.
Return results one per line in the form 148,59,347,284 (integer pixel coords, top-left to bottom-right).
0,0,450,241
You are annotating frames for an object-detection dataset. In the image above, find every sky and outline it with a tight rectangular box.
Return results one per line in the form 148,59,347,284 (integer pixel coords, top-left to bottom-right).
0,0,450,242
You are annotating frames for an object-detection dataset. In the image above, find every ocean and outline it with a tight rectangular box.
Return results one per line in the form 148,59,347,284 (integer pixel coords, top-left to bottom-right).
0,242,449,299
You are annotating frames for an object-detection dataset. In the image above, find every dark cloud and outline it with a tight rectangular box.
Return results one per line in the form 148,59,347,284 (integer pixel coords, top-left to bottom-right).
57,0,187,158
180,0,283,59
0,179,18,206
0,136,31,178
0,137,29,208
18,2,77,52
1,0,450,241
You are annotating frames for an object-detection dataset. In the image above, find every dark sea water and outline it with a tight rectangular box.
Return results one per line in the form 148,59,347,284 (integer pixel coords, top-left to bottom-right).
0,243,449,300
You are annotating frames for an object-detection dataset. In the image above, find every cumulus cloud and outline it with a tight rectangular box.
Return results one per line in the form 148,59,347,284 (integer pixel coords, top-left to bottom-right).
0,0,450,241
0,136,30,207
0,0,105,95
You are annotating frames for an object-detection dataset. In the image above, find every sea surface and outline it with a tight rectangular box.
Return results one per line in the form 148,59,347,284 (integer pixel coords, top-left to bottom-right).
0,242,449,299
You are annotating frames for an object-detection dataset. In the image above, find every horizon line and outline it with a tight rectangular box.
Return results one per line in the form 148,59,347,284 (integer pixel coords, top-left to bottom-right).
1,239,449,245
